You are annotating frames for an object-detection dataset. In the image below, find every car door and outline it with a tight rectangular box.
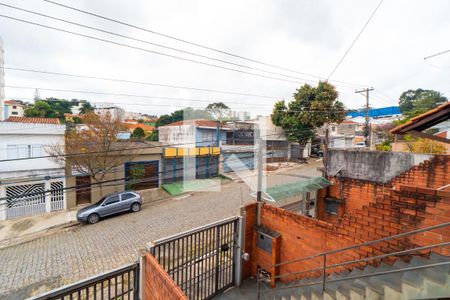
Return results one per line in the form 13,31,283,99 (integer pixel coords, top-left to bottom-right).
120,192,137,211
100,195,122,216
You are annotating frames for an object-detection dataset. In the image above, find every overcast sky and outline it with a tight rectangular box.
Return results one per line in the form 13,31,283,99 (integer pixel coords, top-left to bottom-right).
1,0,449,117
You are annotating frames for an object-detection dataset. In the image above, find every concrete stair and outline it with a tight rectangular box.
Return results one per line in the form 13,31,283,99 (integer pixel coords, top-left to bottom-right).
262,253,450,300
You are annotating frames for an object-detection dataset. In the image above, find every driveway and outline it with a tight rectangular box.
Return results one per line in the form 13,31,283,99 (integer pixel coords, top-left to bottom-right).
0,160,322,299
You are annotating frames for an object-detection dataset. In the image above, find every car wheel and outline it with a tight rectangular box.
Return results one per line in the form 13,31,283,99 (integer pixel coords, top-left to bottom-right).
131,203,141,212
87,213,100,224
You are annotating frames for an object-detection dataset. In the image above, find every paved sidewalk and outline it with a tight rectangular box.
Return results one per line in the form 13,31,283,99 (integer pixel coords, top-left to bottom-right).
0,161,322,299
0,210,78,248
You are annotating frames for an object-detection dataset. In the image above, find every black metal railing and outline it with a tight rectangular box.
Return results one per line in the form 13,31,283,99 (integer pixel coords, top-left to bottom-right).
29,263,139,300
150,217,239,300
256,221,450,298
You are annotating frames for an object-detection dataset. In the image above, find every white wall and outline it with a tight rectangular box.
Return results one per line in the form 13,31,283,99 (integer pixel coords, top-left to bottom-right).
0,122,65,179
0,37,5,122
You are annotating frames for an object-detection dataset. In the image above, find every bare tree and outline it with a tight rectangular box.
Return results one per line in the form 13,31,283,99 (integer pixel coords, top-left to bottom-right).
49,112,136,194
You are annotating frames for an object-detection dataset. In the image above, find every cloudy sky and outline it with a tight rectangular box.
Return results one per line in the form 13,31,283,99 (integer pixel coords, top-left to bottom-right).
1,0,449,117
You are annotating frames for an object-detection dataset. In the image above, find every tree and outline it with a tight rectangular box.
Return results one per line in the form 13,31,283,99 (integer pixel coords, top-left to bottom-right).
79,102,94,115
272,81,345,160
146,130,159,141
24,100,54,118
155,108,212,127
399,89,447,118
48,112,135,194
206,102,230,120
131,127,145,139
403,135,446,154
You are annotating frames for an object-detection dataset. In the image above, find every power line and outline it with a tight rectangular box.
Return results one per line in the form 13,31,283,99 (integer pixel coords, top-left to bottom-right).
42,0,367,88
327,0,384,80
5,85,278,106
0,14,308,86
424,49,450,60
0,3,332,86
2,66,280,99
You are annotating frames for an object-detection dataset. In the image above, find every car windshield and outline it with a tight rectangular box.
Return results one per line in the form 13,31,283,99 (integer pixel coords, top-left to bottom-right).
94,196,107,206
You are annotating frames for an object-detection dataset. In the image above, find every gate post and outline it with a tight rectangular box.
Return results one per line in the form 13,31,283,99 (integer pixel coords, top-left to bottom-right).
234,209,246,287
0,185,6,220
44,179,51,213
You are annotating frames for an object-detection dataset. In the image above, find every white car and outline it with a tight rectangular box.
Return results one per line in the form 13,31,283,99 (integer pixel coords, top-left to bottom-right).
354,142,367,148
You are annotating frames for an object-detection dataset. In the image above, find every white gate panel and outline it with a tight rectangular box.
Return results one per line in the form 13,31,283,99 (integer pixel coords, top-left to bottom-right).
6,183,45,219
50,181,64,211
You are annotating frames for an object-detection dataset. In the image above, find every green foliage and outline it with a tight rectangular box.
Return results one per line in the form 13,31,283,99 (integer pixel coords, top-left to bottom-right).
156,108,212,127
24,100,54,118
146,130,159,141
25,98,93,119
79,102,94,115
399,89,447,118
206,102,230,110
137,119,144,123
131,127,145,138
272,81,346,148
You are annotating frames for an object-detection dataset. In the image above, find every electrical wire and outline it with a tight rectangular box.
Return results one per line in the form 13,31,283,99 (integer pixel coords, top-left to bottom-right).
0,14,318,86
42,0,367,88
327,0,384,80
2,66,280,99
0,2,338,86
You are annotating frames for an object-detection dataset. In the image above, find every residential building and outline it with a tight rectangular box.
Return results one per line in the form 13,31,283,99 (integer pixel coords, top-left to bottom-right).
65,141,164,208
0,117,66,220
158,119,230,147
0,36,4,122
258,116,311,160
3,100,25,119
125,123,155,133
94,103,125,121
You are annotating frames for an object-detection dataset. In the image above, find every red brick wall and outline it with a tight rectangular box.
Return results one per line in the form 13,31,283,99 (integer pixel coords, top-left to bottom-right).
244,155,450,284
144,253,188,300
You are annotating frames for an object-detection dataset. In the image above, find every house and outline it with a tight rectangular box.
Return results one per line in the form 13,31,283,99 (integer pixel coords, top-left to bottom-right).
0,117,66,220
3,100,25,119
390,101,450,154
141,148,450,300
158,119,230,147
65,141,164,209
125,123,155,133
94,103,125,121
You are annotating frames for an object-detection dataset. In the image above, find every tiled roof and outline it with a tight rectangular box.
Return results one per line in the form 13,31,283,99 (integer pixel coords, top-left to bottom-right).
4,100,23,106
162,119,230,129
390,102,450,135
126,123,155,132
5,116,61,124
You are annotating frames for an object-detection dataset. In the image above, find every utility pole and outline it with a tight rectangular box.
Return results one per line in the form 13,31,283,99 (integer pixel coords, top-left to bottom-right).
355,87,374,147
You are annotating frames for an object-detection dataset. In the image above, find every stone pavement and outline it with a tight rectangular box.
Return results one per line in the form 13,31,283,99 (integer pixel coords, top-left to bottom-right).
0,161,321,299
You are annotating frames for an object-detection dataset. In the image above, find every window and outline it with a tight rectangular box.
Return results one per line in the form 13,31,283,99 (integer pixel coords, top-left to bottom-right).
11,111,18,115
121,193,135,201
326,200,339,215
103,195,120,205
12,106,17,109
6,145,43,159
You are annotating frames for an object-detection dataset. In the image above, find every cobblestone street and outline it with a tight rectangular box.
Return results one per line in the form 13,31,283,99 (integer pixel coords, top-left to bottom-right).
0,161,321,299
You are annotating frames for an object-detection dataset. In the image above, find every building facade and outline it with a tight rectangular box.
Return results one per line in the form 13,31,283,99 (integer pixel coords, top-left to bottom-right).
3,100,25,119
0,118,66,220
0,37,5,122
94,103,125,121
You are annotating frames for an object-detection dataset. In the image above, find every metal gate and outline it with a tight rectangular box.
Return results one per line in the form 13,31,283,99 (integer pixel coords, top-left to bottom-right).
150,217,239,300
6,183,46,219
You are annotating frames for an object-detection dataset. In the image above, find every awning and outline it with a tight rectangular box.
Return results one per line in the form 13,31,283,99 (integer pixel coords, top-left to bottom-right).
264,177,332,202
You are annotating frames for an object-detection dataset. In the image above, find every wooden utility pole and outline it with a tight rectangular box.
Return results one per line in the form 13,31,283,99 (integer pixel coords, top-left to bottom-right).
355,87,374,147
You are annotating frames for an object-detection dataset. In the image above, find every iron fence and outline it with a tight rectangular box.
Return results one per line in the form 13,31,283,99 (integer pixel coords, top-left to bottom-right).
29,263,139,300
150,217,239,300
